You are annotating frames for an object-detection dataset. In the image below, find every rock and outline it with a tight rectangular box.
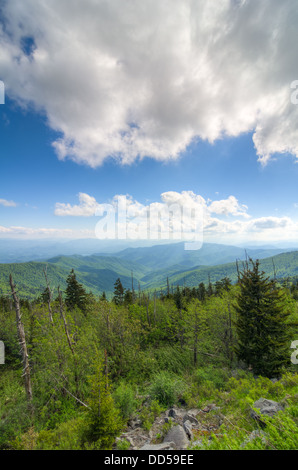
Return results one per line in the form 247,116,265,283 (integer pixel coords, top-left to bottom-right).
128,418,142,429
163,425,189,449
140,442,175,451
187,408,200,417
120,428,149,449
241,430,267,448
191,440,203,448
168,408,177,419
183,420,193,440
183,413,199,425
202,404,219,413
252,398,284,418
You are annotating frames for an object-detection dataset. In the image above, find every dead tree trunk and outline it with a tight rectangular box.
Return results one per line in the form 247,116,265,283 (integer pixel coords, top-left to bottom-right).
58,286,75,356
9,274,33,403
43,266,54,324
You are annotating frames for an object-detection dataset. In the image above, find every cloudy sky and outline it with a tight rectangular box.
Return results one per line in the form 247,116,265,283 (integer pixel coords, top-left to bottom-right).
1,0,298,245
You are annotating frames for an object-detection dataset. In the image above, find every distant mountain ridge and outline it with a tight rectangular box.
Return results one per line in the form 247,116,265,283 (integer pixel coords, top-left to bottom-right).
1,241,298,299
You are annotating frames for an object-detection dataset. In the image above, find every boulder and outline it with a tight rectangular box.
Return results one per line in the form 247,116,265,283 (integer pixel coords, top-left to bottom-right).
183,420,193,440
183,413,199,425
252,398,284,418
163,425,189,449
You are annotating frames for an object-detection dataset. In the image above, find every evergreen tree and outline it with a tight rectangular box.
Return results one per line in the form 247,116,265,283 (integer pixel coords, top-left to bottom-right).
113,278,125,306
197,282,207,302
83,358,123,449
100,291,107,301
65,269,88,313
234,259,291,378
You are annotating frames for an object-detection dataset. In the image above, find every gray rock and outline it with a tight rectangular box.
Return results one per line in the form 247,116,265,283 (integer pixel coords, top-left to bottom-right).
252,398,284,417
190,440,203,449
183,420,193,440
241,430,267,448
183,413,199,425
140,442,175,451
168,408,177,419
163,425,189,449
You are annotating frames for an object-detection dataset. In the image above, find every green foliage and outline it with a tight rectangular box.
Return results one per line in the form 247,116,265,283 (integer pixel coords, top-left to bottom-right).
0,370,32,449
235,259,291,378
116,438,131,450
149,371,186,407
65,269,88,313
195,366,230,390
82,359,123,449
113,382,137,420
0,257,297,450
113,278,125,306
139,400,165,431
28,417,85,450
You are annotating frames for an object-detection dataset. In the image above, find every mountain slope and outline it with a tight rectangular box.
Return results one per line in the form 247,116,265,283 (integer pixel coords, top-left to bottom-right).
114,242,293,270
146,250,298,290
1,247,298,300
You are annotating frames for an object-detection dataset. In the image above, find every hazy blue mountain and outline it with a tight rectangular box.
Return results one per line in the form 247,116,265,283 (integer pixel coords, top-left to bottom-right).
1,247,298,300
146,250,298,291
113,241,293,270
0,238,178,263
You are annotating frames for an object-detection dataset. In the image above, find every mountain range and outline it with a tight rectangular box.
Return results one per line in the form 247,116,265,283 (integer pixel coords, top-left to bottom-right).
0,240,298,299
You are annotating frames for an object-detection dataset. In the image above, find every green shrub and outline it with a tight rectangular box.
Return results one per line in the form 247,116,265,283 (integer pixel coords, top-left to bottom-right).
35,417,86,450
149,371,185,407
116,438,131,450
139,399,164,431
113,382,137,420
195,366,230,390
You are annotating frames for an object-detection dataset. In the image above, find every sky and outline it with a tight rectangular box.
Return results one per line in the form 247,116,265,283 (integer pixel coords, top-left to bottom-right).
1,0,298,247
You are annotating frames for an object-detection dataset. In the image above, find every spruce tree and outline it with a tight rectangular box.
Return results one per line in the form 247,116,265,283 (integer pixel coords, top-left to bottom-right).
113,278,124,306
83,358,123,449
234,259,291,378
65,269,88,314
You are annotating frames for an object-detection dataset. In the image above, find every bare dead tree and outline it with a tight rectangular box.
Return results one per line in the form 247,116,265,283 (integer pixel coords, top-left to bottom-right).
43,265,54,324
9,274,33,403
145,293,151,327
153,290,157,325
272,258,277,281
58,286,75,356
236,259,240,283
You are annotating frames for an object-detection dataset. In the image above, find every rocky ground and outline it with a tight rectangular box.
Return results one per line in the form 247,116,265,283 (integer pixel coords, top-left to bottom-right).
115,398,284,450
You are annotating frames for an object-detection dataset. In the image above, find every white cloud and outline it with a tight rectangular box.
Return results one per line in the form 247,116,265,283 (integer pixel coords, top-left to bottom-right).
0,225,94,239
53,191,298,243
1,0,298,166
208,196,249,218
247,216,291,231
0,198,17,207
55,193,100,216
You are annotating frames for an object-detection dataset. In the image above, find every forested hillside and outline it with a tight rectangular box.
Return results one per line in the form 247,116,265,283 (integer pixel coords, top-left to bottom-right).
0,259,297,450
2,247,298,300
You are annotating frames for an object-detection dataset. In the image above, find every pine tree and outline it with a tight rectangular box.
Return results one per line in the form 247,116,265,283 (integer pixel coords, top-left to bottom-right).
84,357,123,449
113,278,124,306
65,269,88,314
234,259,291,378
197,282,206,302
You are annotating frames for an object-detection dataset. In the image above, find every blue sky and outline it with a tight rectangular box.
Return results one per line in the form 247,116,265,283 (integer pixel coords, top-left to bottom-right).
1,1,298,246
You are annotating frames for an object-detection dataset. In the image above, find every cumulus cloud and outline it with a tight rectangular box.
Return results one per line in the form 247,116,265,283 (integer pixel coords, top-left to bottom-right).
0,198,17,207
247,216,291,231
55,193,100,216
208,196,249,218
53,190,298,243
1,0,298,166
